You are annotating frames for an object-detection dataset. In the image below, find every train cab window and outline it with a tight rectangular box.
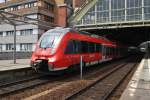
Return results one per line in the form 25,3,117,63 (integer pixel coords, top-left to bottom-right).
39,35,56,48
65,40,75,54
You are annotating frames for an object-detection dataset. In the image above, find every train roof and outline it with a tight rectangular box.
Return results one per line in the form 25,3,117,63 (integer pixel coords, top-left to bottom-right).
43,27,118,47
46,27,109,40
46,27,72,35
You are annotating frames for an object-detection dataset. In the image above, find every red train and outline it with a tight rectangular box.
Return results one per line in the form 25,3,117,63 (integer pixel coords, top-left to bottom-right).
30,27,127,73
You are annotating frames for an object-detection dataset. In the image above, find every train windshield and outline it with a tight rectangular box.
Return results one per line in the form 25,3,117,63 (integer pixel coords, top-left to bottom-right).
39,27,71,49
40,35,55,48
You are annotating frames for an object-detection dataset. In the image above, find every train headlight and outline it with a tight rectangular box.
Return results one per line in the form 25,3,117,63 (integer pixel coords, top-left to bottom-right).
33,43,39,51
49,48,56,54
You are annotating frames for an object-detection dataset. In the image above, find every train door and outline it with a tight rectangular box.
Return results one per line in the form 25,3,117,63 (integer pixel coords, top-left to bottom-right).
102,44,106,61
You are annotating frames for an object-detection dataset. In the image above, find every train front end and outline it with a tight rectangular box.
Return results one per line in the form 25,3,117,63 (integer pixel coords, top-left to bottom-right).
30,27,67,73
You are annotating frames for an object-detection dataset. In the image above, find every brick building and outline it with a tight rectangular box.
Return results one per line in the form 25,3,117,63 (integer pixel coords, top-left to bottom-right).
55,0,73,27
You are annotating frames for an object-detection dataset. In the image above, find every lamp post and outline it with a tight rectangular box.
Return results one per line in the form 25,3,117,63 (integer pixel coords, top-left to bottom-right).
13,25,16,64
80,56,83,79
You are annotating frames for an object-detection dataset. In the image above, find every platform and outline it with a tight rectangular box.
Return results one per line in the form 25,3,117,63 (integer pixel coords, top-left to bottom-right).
120,55,150,100
0,59,31,71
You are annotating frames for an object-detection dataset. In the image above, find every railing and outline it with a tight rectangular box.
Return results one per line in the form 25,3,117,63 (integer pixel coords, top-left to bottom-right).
76,20,150,30
73,0,90,16
69,0,91,22
8,6,39,15
69,0,98,24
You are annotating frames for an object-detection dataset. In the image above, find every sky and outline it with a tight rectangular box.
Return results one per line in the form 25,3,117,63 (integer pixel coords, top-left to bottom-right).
0,0,5,3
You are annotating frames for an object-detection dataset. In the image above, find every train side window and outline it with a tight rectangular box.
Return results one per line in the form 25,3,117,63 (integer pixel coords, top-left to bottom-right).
92,43,95,53
100,44,102,52
94,43,97,52
65,40,75,54
96,43,102,52
111,47,113,55
110,48,112,55
103,45,106,55
74,40,82,54
109,48,111,55
81,41,88,53
106,47,109,55
89,42,95,53
96,43,99,52
88,42,91,53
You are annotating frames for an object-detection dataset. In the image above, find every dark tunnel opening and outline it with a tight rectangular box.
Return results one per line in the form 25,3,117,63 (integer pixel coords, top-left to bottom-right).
86,26,150,47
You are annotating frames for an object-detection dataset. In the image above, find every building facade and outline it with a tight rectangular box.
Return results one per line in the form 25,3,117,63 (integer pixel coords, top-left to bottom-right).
72,0,86,11
0,0,71,57
70,0,150,30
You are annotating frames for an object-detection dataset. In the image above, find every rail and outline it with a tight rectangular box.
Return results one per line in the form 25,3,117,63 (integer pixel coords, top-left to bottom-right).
65,56,140,100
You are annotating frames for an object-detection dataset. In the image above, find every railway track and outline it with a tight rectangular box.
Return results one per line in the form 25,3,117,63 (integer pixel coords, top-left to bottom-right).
65,56,140,100
0,74,52,97
14,56,141,100
0,56,142,99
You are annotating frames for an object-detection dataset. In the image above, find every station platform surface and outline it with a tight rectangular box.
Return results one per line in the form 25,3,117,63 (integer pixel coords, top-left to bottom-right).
120,55,150,100
0,59,31,71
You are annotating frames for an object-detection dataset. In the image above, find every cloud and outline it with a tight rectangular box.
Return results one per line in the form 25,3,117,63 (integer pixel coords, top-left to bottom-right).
0,0,5,3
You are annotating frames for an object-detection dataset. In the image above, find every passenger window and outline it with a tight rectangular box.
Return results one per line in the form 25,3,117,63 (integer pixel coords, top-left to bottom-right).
89,42,95,53
65,40,75,54
81,41,88,53
96,43,102,52
74,40,82,54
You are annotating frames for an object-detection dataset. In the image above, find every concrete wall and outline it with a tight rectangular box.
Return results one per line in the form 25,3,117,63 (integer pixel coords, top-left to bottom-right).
0,52,32,60
0,35,38,44
0,24,39,52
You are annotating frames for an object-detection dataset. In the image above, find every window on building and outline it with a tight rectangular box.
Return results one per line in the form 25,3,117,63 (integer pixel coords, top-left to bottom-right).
18,5,21,9
37,14,42,19
13,6,18,11
4,8,8,12
28,3,32,8
0,32,3,36
26,14,37,19
34,2,37,6
7,8,11,11
6,31,14,36
44,15,54,23
0,44,2,52
44,1,54,12
10,7,13,11
6,44,13,51
0,8,4,11
28,3,34,8
24,2,37,8
20,29,33,35
25,4,28,8
20,43,32,51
